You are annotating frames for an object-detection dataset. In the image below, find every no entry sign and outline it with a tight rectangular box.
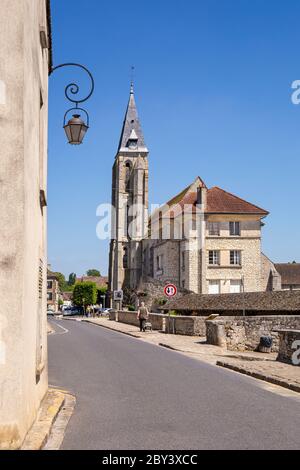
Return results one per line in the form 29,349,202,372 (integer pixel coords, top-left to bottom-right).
164,284,177,298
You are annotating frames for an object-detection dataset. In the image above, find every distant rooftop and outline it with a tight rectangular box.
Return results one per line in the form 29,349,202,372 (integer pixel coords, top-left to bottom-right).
163,290,300,314
275,263,300,286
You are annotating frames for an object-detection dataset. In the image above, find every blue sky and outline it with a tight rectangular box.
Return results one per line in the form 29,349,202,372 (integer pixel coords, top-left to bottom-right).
48,0,300,278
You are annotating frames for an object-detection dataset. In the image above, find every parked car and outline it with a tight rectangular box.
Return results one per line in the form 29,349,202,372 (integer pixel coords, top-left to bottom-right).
99,308,112,316
63,307,81,316
47,310,55,316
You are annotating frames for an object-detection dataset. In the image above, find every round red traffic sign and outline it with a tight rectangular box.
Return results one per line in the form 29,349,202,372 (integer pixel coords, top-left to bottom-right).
164,284,177,298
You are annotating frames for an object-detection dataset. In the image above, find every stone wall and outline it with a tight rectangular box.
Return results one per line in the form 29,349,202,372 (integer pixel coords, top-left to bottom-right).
134,276,191,312
276,330,300,365
206,315,300,352
206,237,262,293
109,310,207,336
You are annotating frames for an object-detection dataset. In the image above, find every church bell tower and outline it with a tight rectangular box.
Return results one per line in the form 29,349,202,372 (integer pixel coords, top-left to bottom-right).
108,84,149,298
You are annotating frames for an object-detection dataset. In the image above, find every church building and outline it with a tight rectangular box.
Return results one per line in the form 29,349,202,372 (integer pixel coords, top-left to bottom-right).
108,85,280,301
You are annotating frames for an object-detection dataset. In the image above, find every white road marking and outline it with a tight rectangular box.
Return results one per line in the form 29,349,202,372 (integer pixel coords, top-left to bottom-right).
51,321,69,335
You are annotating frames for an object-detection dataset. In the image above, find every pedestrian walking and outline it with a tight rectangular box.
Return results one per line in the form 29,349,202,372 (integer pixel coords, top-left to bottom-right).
137,302,149,332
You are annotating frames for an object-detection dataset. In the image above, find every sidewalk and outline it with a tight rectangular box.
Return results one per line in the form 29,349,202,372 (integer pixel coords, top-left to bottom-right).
21,388,74,450
76,316,300,394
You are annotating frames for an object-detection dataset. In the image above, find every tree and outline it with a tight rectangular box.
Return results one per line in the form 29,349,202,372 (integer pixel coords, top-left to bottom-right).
86,269,101,277
68,273,77,286
53,272,67,292
73,282,97,308
97,286,108,305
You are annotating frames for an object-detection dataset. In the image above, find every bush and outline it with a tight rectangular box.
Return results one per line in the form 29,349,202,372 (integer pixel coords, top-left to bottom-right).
128,305,136,312
73,282,97,307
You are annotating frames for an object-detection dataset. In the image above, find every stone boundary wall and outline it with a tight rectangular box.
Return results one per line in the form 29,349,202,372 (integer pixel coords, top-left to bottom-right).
109,310,207,336
206,315,300,352
276,330,300,365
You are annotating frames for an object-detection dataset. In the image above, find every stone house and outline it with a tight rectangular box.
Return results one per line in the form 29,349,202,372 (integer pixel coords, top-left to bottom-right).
0,0,52,449
47,271,60,312
274,263,300,291
109,86,277,301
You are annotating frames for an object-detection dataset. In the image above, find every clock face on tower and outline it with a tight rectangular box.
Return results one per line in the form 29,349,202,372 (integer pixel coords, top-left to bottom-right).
128,139,138,149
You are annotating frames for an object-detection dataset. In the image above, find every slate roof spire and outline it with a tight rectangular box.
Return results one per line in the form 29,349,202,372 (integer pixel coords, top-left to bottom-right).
117,82,147,153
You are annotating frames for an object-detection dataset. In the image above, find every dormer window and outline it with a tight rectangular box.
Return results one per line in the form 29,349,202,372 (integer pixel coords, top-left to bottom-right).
127,129,138,149
127,139,138,149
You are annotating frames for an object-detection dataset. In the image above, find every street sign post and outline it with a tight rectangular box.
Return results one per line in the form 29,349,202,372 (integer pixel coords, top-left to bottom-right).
164,284,177,333
113,290,123,311
164,284,177,298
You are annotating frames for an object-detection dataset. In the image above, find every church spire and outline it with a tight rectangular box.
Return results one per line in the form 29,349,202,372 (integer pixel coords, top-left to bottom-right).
117,83,147,153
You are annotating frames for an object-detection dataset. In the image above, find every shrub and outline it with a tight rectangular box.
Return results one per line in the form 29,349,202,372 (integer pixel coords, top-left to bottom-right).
73,282,97,307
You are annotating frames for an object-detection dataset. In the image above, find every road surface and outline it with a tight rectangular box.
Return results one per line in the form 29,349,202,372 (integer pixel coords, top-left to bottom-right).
48,319,300,450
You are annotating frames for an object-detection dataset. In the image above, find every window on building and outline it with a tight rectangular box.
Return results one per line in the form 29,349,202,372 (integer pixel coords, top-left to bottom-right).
230,280,242,293
182,280,185,289
230,250,241,266
47,292,53,301
125,161,132,193
157,254,164,271
47,280,53,290
149,247,154,277
209,250,220,266
229,221,241,236
123,247,128,269
208,280,220,295
182,251,186,271
208,222,220,236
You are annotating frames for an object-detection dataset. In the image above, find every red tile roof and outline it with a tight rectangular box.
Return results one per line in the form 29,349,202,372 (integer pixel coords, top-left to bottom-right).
150,178,269,221
206,187,269,215
76,276,108,288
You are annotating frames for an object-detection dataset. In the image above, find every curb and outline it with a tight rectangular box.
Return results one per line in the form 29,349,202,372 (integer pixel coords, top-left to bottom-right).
81,319,142,339
21,388,68,450
159,343,180,351
217,361,300,394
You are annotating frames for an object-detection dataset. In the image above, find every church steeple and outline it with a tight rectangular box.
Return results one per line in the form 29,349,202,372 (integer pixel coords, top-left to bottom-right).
117,84,147,152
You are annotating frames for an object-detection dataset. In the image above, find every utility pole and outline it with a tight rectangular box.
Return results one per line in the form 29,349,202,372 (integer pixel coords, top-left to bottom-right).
241,275,246,317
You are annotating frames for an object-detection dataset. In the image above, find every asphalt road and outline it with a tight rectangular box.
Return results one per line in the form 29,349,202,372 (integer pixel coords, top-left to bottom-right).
48,319,300,450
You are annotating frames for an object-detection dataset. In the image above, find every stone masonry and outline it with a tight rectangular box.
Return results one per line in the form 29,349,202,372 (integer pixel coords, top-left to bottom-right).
205,315,300,352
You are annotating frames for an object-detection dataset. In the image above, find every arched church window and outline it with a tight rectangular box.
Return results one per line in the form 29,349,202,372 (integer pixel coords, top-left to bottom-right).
123,247,128,269
143,172,146,206
125,161,132,193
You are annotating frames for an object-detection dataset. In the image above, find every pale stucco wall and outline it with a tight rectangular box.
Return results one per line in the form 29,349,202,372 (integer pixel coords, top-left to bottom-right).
0,0,49,449
205,215,263,293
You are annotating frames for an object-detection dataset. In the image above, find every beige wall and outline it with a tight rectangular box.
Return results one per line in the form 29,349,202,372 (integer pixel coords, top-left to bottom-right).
0,0,50,449
205,215,263,293
147,214,265,295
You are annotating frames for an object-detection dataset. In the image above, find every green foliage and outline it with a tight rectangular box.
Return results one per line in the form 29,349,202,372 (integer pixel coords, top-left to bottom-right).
87,269,101,277
128,305,136,312
73,282,97,307
169,310,178,317
53,272,67,292
97,286,108,304
68,273,77,286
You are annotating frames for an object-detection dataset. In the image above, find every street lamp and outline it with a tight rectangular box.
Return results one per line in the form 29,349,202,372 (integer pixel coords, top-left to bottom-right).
50,63,94,145
64,113,89,145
